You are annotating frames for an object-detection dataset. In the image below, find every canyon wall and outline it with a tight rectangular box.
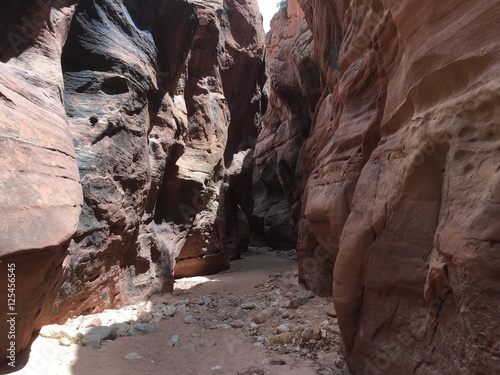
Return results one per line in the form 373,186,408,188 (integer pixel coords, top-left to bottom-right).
263,0,500,374
0,0,265,359
252,1,320,249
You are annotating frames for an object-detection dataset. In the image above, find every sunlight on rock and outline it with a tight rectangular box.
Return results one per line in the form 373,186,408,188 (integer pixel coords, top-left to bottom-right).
174,276,218,291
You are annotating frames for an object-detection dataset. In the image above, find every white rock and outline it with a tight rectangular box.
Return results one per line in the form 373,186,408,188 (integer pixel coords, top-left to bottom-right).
39,325,67,339
40,325,82,343
184,315,196,324
171,335,180,347
276,324,289,333
58,337,72,347
211,365,222,371
124,352,143,361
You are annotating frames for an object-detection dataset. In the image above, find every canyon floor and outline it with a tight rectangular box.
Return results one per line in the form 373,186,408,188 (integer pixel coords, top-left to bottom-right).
2,248,352,375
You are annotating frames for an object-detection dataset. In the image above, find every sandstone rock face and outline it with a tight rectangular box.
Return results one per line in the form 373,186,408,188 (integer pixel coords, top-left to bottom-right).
0,1,83,360
60,0,265,313
282,0,500,373
253,0,320,249
0,0,265,360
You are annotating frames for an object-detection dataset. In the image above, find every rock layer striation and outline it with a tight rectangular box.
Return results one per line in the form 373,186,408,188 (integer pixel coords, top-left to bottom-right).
0,0,265,360
262,0,500,374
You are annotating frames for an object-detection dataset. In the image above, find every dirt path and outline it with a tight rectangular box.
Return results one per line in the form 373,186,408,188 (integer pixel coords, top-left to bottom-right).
3,249,351,375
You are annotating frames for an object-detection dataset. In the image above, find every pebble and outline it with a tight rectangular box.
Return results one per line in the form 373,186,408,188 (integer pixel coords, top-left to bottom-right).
111,322,131,337
163,307,177,317
251,307,277,324
231,307,245,319
230,320,245,329
326,325,340,335
335,358,345,368
133,323,156,334
184,315,196,324
124,352,143,361
211,365,223,371
269,358,286,365
171,335,180,347
301,327,322,342
241,302,256,310
79,326,112,341
289,297,310,309
81,335,102,349
276,324,289,333
325,303,337,318
136,309,151,321
268,332,293,346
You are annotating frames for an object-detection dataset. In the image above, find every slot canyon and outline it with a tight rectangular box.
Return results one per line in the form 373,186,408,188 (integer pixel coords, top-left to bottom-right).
0,0,499,374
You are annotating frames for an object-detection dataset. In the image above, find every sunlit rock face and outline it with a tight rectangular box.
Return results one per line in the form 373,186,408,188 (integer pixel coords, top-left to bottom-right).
0,0,83,360
262,0,500,373
0,0,265,360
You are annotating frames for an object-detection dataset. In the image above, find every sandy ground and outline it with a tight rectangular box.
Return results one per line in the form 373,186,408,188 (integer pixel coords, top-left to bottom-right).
1,249,351,375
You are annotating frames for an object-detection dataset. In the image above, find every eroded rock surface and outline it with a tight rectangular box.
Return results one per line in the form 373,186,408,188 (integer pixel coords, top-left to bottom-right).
263,0,500,373
0,0,265,360
253,0,320,249
0,1,83,360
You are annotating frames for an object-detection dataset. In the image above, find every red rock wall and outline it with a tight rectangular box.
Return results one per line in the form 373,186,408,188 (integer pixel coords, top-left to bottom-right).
0,0,265,360
0,1,83,360
264,0,500,373
253,0,320,249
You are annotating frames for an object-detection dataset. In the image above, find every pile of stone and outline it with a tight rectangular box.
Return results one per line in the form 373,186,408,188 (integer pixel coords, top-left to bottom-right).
39,300,176,349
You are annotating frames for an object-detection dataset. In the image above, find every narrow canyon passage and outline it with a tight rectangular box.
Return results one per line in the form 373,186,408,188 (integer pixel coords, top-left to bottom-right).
1,0,500,374
2,248,351,375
